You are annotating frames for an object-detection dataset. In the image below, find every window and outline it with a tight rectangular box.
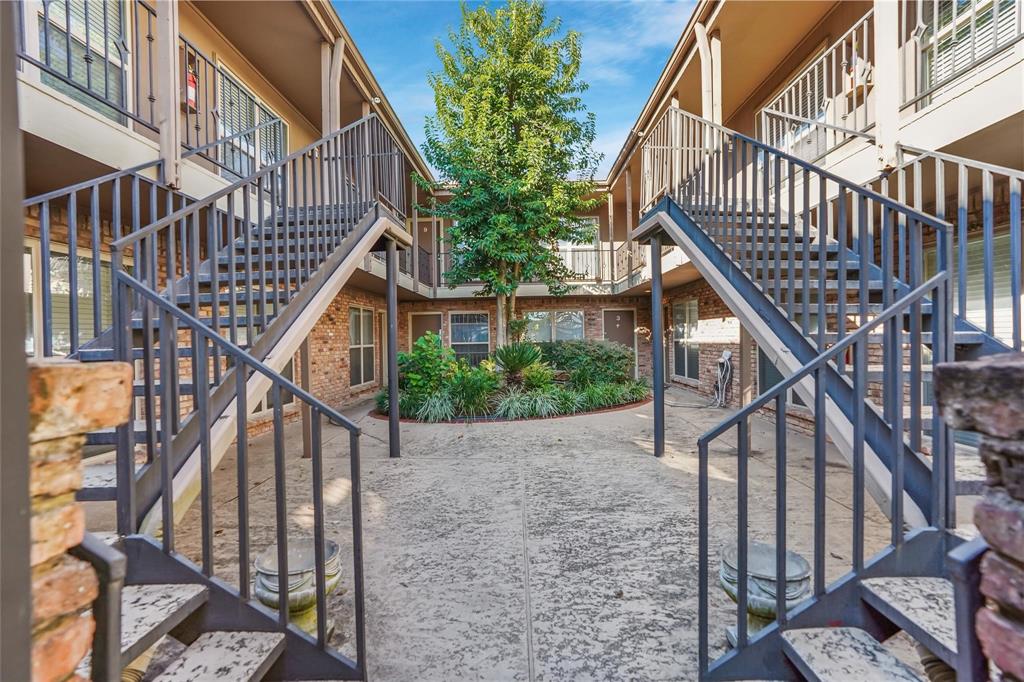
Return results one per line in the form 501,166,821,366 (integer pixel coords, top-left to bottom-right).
672,300,699,380
36,1,127,123
525,310,584,343
24,243,116,357
218,69,286,179
349,307,375,386
450,312,489,365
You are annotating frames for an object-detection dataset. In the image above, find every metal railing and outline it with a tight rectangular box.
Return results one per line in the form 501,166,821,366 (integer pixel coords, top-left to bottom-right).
16,0,158,130
417,245,433,286
901,0,1024,108
99,114,402,677
22,119,286,359
760,9,875,162
438,246,612,285
642,107,955,676
865,144,1022,351
69,532,125,682
613,240,646,280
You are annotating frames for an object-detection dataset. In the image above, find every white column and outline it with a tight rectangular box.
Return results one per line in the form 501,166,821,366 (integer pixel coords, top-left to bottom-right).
155,0,181,187
874,0,901,171
694,22,714,121
710,30,723,125
625,167,634,274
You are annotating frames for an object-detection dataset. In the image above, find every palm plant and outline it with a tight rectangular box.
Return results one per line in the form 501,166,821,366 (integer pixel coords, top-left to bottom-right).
495,342,542,386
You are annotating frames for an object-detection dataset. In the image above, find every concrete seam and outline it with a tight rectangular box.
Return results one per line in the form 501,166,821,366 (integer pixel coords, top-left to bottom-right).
520,461,537,682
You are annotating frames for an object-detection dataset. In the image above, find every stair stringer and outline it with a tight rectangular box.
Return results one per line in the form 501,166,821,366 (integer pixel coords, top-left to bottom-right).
137,203,411,535
637,198,929,527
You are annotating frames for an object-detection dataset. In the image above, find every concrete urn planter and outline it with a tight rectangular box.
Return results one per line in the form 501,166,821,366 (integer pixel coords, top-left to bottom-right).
254,539,343,636
720,540,811,646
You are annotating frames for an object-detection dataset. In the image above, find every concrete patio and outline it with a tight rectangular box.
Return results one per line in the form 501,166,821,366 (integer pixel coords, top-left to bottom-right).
163,385,916,680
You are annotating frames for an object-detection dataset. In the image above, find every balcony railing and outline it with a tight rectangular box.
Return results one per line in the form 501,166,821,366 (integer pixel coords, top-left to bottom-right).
901,0,1024,107
16,0,159,130
417,245,433,286
759,9,875,162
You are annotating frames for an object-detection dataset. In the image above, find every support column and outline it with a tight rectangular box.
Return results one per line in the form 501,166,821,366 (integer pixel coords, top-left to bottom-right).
739,325,755,450
710,30,723,125
412,185,420,292
873,0,900,171
694,22,714,122
606,192,614,279
651,233,665,458
625,167,634,275
431,206,438,295
154,0,181,188
385,239,400,458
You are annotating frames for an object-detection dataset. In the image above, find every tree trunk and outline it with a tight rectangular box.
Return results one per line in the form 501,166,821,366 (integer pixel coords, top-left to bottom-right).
496,293,507,347
508,291,518,342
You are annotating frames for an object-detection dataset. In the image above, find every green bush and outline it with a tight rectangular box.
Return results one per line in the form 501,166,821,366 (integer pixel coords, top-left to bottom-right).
495,342,542,386
416,391,456,422
530,390,559,418
398,332,456,397
521,362,555,392
623,378,651,403
537,340,633,384
553,387,586,414
448,362,500,416
495,386,536,419
375,390,422,418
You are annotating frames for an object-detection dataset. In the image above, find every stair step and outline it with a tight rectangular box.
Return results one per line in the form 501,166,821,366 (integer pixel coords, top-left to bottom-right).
79,345,250,362
763,279,887,291
172,290,293,307
85,419,159,446
153,631,286,682
133,380,209,397
781,627,924,681
751,261,862,271
131,316,266,331
217,252,332,267
819,330,984,345
861,577,957,666
820,303,933,314
77,583,208,677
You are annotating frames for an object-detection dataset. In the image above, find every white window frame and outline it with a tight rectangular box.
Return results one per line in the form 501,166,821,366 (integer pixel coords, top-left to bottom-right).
449,311,490,363
349,305,376,388
671,299,700,384
523,309,585,343
215,63,287,179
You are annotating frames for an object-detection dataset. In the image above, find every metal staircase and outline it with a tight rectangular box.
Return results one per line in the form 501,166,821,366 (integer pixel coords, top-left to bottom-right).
29,114,410,680
637,107,1011,680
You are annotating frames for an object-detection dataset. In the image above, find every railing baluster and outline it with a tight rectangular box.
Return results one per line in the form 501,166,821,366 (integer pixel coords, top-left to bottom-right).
957,163,968,321
982,169,995,336
273,385,289,627
775,393,787,626
737,418,749,649
91,186,102,338
1011,176,1022,351
698,438,709,675
159,307,176,553
41,200,53,356
311,411,328,646
68,191,79,354
236,364,250,599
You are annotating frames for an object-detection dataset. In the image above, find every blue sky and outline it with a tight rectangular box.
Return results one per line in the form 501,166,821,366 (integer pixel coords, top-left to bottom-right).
334,0,695,178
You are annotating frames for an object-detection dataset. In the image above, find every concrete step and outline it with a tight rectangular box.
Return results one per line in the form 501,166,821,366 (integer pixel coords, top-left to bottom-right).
85,419,159,446
781,627,924,681
77,584,208,677
860,577,957,668
153,631,285,681
819,331,985,346
79,345,251,362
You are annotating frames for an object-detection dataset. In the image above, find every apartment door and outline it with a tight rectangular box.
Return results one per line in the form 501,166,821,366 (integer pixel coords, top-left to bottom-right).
602,309,637,377
410,312,443,346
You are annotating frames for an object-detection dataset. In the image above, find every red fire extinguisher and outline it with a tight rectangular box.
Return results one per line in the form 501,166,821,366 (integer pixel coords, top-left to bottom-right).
186,66,197,111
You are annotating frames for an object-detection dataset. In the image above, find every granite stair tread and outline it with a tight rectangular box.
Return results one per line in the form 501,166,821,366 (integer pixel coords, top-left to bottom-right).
77,583,208,676
153,631,285,681
861,577,957,663
781,627,924,681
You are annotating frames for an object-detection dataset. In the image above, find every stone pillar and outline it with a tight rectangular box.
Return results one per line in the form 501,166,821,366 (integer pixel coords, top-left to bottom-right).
934,353,1024,680
27,360,132,682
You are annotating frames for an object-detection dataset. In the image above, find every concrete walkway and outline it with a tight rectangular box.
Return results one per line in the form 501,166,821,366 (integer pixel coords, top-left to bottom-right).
172,386,898,681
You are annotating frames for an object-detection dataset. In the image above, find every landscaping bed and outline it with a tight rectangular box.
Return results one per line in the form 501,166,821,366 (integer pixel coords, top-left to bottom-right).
375,335,650,422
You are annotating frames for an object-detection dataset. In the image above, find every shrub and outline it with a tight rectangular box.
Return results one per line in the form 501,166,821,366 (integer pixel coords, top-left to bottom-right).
623,378,651,403
398,332,456,397
530,390,559,418
416,391,456,422
374,390,422,418
448,362,500,416
537,340,633,384
521,362,555,392
567,363,599,390
495,342,542,386
553,387,586,414
495,386,536,419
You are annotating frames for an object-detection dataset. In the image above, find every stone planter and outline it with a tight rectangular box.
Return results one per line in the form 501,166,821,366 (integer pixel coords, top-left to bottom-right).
254,539,343,637
720,541,811,646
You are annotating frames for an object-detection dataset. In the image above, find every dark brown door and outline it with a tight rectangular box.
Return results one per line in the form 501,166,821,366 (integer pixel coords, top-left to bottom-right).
603,309,636,376
410,313,443,346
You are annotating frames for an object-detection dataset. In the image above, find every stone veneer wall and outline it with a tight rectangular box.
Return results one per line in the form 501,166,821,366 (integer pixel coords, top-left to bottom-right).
934,352,1024,680
28,359,132,682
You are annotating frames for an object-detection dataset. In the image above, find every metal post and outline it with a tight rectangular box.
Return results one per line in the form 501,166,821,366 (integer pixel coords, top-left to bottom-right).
385,239,400,458
0,2,32,675
300,339,312,459
651,233,665,458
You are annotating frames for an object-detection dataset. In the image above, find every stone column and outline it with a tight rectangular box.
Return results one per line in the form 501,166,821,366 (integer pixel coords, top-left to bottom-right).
934,353,1024,680
28,360,132,682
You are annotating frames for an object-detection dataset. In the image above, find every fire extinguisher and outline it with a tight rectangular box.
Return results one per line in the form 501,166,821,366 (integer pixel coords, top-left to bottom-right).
186,66,197,111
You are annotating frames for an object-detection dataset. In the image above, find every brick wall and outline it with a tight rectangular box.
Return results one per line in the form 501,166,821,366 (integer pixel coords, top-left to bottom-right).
935,352,1024,680
28,359,133,682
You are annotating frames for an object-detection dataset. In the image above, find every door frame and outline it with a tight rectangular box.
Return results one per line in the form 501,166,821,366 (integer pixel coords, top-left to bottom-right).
600,306,639,378
407,311,445,349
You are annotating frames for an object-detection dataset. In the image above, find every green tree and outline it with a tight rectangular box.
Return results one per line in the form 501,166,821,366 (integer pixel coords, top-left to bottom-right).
417,0,602,344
